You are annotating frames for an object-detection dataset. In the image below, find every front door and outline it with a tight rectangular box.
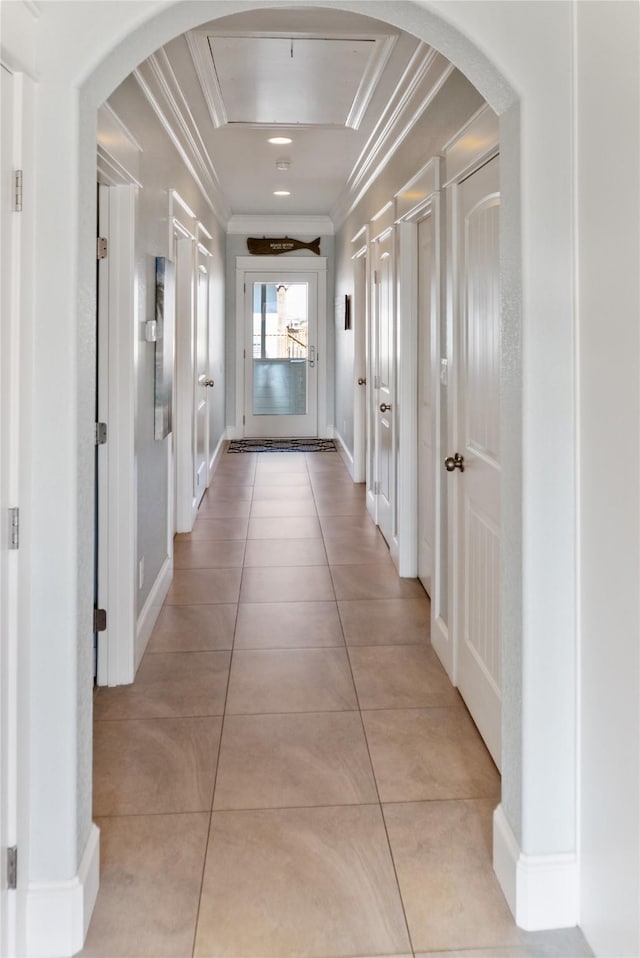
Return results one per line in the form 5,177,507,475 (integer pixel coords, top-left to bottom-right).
244,271,318,437
452,155,502,769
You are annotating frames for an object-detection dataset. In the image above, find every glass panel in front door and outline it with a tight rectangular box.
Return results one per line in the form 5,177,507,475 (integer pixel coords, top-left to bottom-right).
252,282,308,416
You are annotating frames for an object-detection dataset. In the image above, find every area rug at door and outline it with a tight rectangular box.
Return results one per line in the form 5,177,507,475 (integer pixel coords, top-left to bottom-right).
228,438,337,453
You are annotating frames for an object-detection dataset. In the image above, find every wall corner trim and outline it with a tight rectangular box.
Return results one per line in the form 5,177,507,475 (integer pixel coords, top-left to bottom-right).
334,429,355,479
25,822,100,957
493,805,579,932
135,555,173,670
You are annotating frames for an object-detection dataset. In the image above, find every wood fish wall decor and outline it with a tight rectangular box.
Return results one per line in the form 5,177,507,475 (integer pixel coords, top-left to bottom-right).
247,236,321,256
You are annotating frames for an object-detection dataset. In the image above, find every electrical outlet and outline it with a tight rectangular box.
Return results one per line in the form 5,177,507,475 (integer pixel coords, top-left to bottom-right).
138,557,144,590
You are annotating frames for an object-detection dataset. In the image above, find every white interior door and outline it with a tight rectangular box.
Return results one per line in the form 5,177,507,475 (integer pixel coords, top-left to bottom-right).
175,234,197,531
352,252,367,483
417,212,435,593
194,260,210,506
1,64,19,954
452,155,501,768
244,271,318,438
372,229,395,545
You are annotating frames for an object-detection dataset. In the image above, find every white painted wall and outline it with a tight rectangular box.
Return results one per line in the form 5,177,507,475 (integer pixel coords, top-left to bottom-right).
105,74,226,616
576,3,640,955
0,1,638,955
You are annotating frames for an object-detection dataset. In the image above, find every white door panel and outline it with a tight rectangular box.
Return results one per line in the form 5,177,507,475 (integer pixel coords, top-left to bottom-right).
418,213,435,592
453,155,501,768
194,265,209,506
244,271,318,438
372,231,395,545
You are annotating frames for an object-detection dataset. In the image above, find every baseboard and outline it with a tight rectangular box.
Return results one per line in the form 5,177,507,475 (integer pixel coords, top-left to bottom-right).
208,432,228,482
333,429,355,479
493,805,579,931
25,823,100,957
135,555,173,670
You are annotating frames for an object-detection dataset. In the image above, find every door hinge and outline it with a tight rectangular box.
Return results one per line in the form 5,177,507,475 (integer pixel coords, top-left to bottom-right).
242,415,245,426
373,481,381,495
374,375,381,390
95,422,107,445
93,608,107,633
13,171,23,213
8,507,19,550
373,269,378,285
97,236,108,260
7,847,17,890
243,349,246,360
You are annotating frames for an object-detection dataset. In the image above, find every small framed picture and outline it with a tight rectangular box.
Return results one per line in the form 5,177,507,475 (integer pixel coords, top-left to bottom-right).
344,293,352,331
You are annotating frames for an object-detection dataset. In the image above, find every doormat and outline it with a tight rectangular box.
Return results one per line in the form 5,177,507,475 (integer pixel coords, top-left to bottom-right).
228,438,337,453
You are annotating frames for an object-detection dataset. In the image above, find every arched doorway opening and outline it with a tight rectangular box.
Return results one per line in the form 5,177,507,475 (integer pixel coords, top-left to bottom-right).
12,2,584,954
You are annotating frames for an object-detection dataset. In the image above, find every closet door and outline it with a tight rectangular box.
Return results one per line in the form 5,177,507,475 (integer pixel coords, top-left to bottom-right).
452,155,502,768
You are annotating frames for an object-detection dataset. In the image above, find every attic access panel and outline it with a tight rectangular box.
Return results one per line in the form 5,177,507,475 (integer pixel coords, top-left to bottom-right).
208,36,376,126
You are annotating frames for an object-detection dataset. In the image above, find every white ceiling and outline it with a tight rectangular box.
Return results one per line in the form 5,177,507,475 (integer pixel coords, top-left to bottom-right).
135,7,442,220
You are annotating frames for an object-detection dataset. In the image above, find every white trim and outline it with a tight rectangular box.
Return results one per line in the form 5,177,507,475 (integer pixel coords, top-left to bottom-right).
227,214,334,236
235,257,328,439
345,35,398,130
186,31,228,129
175,234,197,532
25,823,100,958
395,220,418,577
208,430,228,484
333,48,454,227
334,429,355,479
443,103,500,188
135,556,173,670
493,805,579,932
97,185,137,688
171,188,197,221
97,104,143,188
132,58,229,226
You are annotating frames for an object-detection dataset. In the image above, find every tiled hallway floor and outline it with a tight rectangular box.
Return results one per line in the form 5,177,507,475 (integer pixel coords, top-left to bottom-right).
83,450,591,958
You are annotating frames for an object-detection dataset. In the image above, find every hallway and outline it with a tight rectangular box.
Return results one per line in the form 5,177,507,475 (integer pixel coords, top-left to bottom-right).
84,450,589,958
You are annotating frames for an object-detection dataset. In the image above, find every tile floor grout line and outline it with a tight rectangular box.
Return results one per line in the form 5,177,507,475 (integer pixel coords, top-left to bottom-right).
330,537,418,958
190,503,247,958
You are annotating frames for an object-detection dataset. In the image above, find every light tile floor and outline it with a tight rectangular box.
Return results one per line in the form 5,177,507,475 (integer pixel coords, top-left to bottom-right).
83,450,592,958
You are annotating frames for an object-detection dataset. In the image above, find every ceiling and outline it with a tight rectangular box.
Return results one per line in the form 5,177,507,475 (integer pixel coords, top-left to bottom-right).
129,7,448,222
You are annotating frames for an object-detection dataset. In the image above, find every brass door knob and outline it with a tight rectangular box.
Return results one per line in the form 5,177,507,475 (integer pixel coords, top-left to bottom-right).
379,403,392,413
203,379,215,388
444,453,464,473
357,378,366,385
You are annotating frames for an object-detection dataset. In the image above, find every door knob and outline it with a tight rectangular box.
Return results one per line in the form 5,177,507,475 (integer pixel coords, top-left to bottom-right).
379,403,392,413
203,379,215,388
357,378,366,385
444,453,464,473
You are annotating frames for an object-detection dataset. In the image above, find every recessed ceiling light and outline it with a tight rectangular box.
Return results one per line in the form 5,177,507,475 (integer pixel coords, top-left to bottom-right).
268,136,292,145
273,190,291,196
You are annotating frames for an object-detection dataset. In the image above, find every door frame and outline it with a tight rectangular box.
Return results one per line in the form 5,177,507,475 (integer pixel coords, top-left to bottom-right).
394,157,452,665
351,240,368,483
233,255,329,439
95,183,137,687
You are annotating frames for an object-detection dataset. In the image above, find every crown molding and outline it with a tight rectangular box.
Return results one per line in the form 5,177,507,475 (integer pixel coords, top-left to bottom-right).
186,32,227,130
133,50,230,226
345,34,397,130
227,214,334,236
188,29,396,133
331,46,454,229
